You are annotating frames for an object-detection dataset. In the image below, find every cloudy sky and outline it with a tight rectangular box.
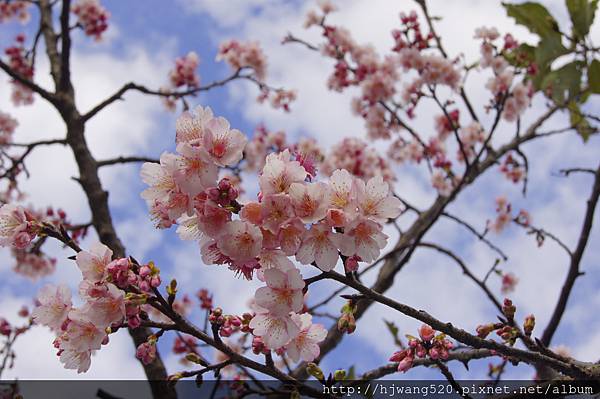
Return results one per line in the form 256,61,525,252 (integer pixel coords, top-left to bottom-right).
0,0,599,387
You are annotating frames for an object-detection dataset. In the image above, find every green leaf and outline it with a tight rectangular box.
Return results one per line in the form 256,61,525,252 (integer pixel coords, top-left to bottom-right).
384,320,403,347
503,2,560,38
541,61,582,102
568,101,594,141
589,59,600,93
346,365,356,380
566,0,599,39
535,36,569,68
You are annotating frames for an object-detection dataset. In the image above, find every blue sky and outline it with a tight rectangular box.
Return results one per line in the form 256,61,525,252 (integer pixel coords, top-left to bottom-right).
0,0,599,386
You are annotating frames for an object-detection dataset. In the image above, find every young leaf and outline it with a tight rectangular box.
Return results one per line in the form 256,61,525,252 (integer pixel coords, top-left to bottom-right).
568,101,594,142
502,2,560,38
566,0,599,39
541,61,582,102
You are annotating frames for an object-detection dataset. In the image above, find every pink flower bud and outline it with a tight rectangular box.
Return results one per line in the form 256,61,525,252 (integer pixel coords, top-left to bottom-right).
419,324,435,341
136,341,156,365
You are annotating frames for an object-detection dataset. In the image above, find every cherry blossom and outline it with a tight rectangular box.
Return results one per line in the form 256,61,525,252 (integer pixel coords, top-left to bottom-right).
0,1,29,23
356,175,402,222
217,40,267,80
259,150,307,195
0,204,36,249
169,52,200,88
175,106,213,145
288,182,329,224
337,218,388,263
71,0,109,41
202,117,247,167
12,250,56,280
31,284,72,331
75,242,113,282
217,220,263,262
249,311,300,350
255,268,305,315
296,222,340,271
286,313,327,363
0,111,17,145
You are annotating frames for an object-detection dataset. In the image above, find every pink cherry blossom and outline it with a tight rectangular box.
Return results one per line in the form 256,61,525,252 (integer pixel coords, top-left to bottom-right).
78,283,125,327
257,249,295,280
260,193,295,234
0,1,29,23
255,268,305,315
59,311,106,352
336,218,388,263
0,111,17,145
259,150,307,195
136,341,157,365
169,52,200,88
59,348,92,373
296,222,340,271
286,313,327,363
175,106,213,145
75,242,113,282
12,250,56,280
217,220,263,262
0,204,35,249
278,218,306,256
71,0,109,41
174,143,219,196
202,117,247,167
31,284,72,331
249,312,300,350
288,182,329,224
356,175,402,222
217,40,267,80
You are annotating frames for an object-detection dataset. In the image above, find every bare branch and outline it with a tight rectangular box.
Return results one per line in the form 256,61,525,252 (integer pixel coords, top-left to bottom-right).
97,156,159,167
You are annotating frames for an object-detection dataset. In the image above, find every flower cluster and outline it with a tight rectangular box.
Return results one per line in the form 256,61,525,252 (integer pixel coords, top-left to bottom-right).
0,110,17,145
139,106,403,361
476,299,534,346
499,153,525,183
389,324,454,373
217,39,267,80
258,88,297,112
31,242,160,373
4,35,34,106
71,0,110,41
475,26,532,121
488,196,530,234
0,0,29,24
169,52,200,89
321,137,395,182
0,204,37,249
12,248,56,280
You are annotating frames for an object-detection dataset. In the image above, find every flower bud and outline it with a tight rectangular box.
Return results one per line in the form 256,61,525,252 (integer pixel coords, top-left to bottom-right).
306,363,324,381
185,353,203,364
502,298,516,320
333,369,347,381
523,314,535,336
418,324,435,341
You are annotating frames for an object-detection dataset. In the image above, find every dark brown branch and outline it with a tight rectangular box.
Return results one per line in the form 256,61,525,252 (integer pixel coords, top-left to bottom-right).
358,349,495,380
0,58,56,105
58,0,72,92
541,163,600,346
81,69,248,122
436,360,472,399
97,156,159,167
321,270,596,379
442,211,508,260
